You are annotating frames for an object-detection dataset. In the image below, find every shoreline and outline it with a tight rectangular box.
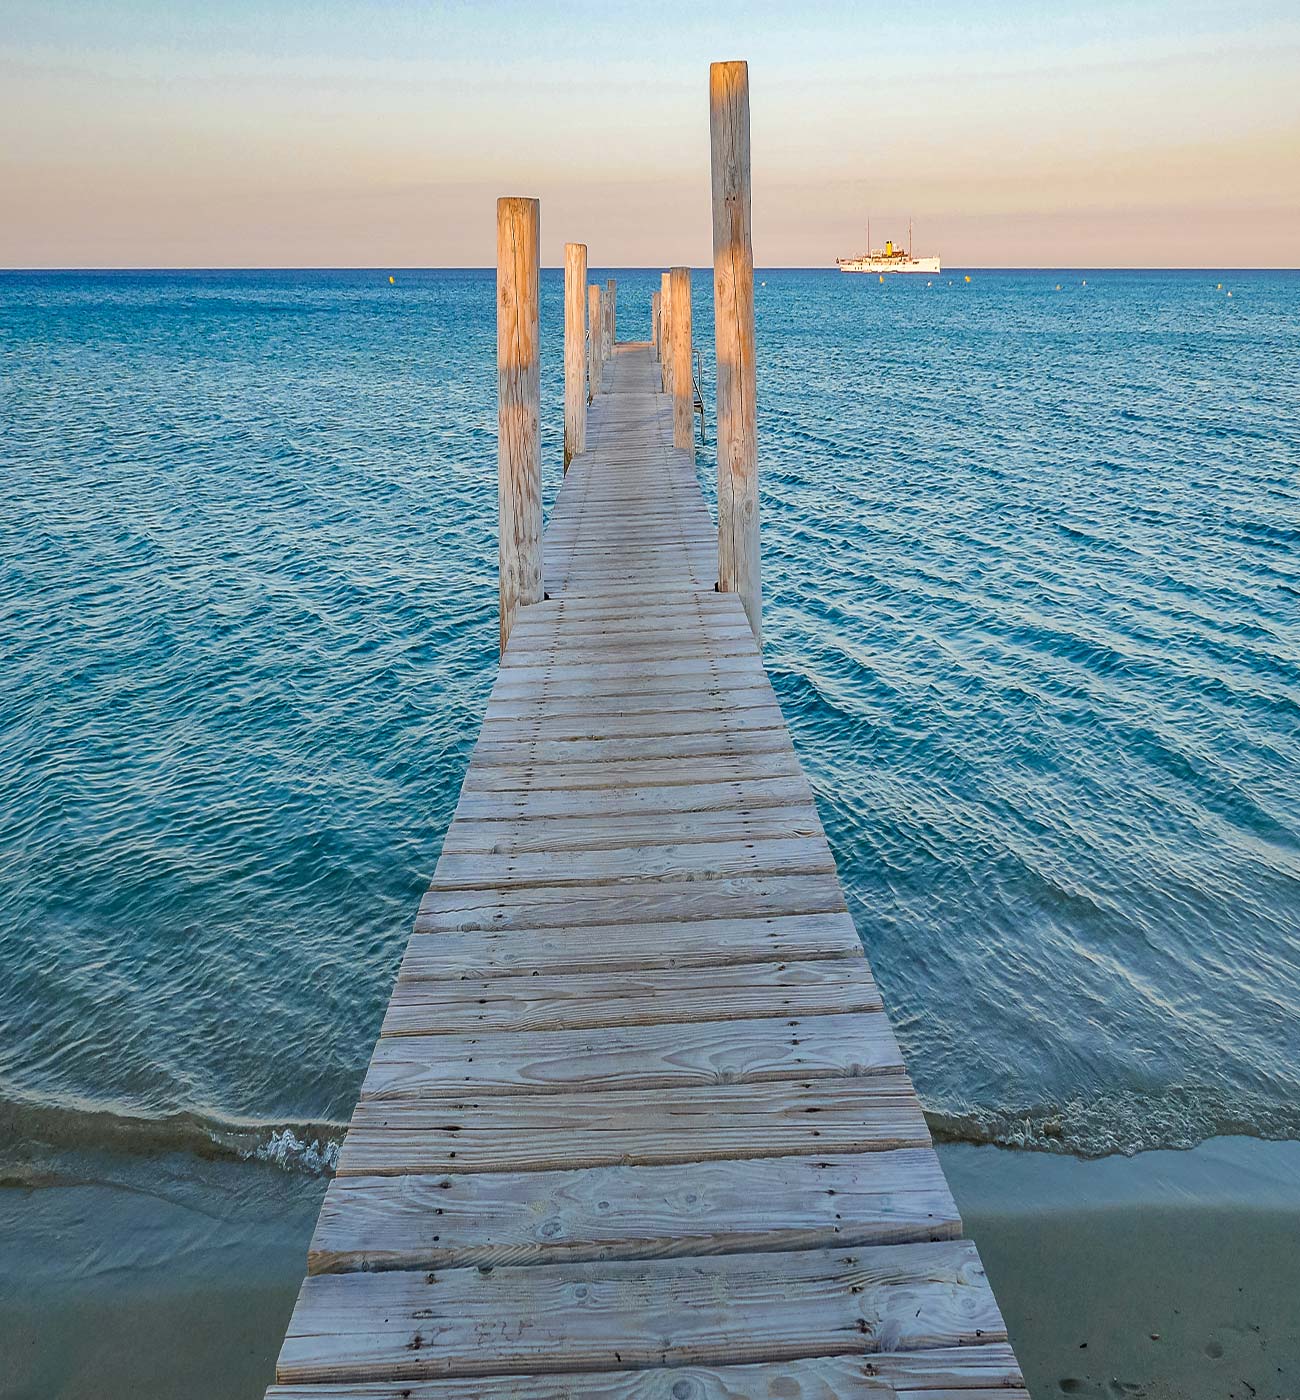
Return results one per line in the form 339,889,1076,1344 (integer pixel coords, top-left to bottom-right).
2,1136,1297,1400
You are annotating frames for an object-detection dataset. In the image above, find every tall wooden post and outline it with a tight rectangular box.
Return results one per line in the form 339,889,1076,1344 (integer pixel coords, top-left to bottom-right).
669,266,693,463
606,279,617,353
651,289,661,361
659,270,672,392
497,196,543,654
564,242,587,471
710,60,761,642
588,284,603,395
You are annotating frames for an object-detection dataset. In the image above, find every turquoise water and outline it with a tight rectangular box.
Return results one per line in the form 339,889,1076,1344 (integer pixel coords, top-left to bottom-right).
1,268,1297,1177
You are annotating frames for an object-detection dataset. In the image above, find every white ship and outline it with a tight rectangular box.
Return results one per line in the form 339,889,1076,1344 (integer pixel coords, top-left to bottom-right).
837,219,939,275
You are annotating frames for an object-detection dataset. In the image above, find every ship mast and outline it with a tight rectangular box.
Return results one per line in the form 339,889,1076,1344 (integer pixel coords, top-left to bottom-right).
909,217,912,257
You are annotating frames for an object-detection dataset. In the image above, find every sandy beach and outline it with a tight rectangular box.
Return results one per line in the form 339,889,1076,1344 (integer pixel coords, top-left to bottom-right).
2,1135,1297,1400
945,1137,1300,1400
0,1151,322,1399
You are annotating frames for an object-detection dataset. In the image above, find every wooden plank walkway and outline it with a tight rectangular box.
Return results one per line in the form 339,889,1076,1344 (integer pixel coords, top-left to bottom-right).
267,343,1025,1399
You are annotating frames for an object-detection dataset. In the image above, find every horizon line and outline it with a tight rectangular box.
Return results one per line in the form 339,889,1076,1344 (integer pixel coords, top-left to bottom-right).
3,265,1298,275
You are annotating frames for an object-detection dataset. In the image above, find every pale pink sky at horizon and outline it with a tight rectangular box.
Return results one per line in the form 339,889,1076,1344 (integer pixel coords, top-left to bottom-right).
3,0,1298,269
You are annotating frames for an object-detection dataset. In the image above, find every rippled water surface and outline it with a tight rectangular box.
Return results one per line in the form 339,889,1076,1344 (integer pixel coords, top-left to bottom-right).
1,267,1297,1172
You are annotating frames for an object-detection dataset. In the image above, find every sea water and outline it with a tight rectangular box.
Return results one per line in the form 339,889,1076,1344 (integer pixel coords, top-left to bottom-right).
1,267,1296,1180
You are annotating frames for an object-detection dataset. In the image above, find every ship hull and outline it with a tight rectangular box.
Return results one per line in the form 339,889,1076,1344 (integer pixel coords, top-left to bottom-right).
837,256,941,275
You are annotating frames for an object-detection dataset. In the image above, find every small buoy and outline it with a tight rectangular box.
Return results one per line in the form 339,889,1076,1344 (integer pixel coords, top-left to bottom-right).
964,275,971,283
926,281,932,287
760,280,766,287
388,275,395,285
1055,284,1061,290
1227,291,1233,297
1216,282,1222,290
878,274,884,284
1081,279,1087,286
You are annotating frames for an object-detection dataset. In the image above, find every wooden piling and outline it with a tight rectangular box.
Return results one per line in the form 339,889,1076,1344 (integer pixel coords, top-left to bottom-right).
563,242,588,471
710,60,761,642
588,283,603,396
669,266,693,461
660,270,672,392
650,290,661,361
496,196,543,654
606,278,617,351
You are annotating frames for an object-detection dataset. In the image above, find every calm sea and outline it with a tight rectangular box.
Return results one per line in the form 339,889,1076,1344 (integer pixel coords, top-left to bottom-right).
1,267,1297,1180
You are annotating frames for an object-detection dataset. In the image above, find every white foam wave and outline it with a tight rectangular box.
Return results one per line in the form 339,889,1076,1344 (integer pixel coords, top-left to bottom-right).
241,1127,340,1174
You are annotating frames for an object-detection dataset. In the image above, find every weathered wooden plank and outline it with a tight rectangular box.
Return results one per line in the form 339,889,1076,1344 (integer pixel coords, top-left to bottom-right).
414,875,848,935
539,526,713,543
505,610,752,639
547,529,715,545
449,776,815,824
543,497,707,515
508,612,750,639
545,523,713,539
383,959,881,1036
516,606,741,633
487,669,777,703
266,1347,1023,1397
546,511,709,525
275,1241,1005,1383
498,600,746,625
502,642,761,674
482,685,779,723
547,537,716,553
477,705,789,742
439,804,822,855
309,1149,957,1273
487,674,775,708
429,835,835,892
495,655,768,686
265,1383,1028,1400
544,527,711,542
458,751,805,793
339,1075,929,1176
545,575,719,598
467,730,796,769
361,1010,903,1100
546,514,711,531
399,911,864,982
541,562,719,580
542,558,729,577
506,594,745,624
503,628,755,657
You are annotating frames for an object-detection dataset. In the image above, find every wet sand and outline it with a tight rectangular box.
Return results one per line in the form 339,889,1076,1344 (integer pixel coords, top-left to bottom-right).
945,1136,1300,1400
0,1153,324,1400
1,1136,1297,1399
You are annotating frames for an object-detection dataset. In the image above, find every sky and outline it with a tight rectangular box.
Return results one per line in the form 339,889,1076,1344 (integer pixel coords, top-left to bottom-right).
2,0,1298,268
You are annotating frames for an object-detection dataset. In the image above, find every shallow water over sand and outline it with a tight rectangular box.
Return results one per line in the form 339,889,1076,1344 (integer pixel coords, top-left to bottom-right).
1,267,1297,1174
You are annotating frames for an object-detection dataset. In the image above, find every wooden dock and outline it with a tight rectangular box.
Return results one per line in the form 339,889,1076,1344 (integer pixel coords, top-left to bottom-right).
265,61,1023,1400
